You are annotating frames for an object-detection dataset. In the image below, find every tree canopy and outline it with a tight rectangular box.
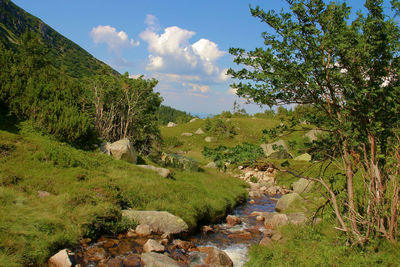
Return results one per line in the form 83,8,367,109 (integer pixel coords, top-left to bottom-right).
229,0,400,243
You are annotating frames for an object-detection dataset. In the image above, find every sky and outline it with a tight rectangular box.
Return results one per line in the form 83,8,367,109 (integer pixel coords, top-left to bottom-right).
12,0,387,116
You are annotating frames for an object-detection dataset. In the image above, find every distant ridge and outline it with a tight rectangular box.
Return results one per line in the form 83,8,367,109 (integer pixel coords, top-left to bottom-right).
0,0,118,78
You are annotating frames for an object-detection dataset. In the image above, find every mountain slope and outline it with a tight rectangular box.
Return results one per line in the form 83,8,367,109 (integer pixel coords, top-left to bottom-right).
0,0,116,78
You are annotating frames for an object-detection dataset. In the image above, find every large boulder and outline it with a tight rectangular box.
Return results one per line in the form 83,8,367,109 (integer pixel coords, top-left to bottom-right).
198,247,233,267
48,249,72,267
195,128,205,135
260,140,289,157
287,213,308,225
141,252,180,267
294,153,312,161
137,165,171,178
104,139,137,164
122,210,188,234
167,122,177,127
305,129,323,142
292,178,314,194
275,193,306,213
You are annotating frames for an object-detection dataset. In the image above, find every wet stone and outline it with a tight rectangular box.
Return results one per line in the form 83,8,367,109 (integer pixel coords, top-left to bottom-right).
122,254,141,267
107,257,123,267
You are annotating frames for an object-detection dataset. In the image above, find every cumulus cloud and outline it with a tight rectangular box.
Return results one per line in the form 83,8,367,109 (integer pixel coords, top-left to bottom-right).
90,25,139,53
139,19,227,85
182,82,210,93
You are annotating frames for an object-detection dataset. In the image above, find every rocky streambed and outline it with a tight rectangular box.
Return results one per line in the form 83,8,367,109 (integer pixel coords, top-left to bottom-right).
50,166,311,267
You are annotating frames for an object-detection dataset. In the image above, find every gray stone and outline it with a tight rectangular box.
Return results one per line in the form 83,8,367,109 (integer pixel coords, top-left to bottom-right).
205,161,217,169
292,178,314,194
260,140,288,156
48,249,72,267
107,139,137,164
143,239,165,253
122,210,188,234
195,128,205,134
167,122,177,127
294,153,312,161
137,165,171,178
100,142,112,155
135,224,152,236
275,193,305,213
37,190,51,198
287,213,308,225
305,129,323,142
141,252,180,267
205,136,217,142
181,132,193,136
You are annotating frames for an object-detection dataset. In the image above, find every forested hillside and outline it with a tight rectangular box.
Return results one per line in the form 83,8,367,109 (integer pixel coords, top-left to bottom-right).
157,105,194,125
0,0,116,78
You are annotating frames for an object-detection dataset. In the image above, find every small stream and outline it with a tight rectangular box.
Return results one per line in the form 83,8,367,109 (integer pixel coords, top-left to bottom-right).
73,194,278,266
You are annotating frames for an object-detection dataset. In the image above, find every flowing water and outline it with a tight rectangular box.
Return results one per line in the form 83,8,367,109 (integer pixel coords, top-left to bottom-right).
74,194,277,266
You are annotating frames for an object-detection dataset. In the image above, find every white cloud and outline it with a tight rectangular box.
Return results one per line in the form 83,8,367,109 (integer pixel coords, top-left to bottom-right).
182,82,210,93
227,87,238,95
90,25,139,53
139,19,228,85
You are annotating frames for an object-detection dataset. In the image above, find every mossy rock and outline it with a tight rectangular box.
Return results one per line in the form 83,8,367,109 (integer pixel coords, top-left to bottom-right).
275,193,306,213
161,152,199,171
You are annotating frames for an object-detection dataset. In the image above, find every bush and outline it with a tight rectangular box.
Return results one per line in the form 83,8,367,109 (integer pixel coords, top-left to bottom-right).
204,118,237,138
160,152,199,171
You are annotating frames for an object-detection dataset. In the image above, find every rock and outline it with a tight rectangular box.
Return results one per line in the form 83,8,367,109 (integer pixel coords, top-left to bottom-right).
260,228,275,237
143,239,165,253
100,142,112,155
190,118,198,123
269,150,293,159
161,232,172,240
256,216,264,221
305,129,323,141
167,122,177,127
269,213,289,228
107,258,123,267
260,140,288,157
259,237,272,247
287,213,308,225
172,239,197,251
195,128,205,134
275,193,306,213
271,232,283,241
141,252,181,267
161,152,199,171
86,247,106,262
249,191,262,198
226,215,242,226
294,153,312,161
123,254,141,267
48,249,72,267
106,139,137,164
126,229,136,238
292,178,314,194
227,232,252,240
37,190,51,198
181,132,193,137
137,165,171,178
205,162,217,169
122,210,189,234
135,224,152,236
201,225,214,234
198,247,233,267
205,136,217,142
249,199,255,204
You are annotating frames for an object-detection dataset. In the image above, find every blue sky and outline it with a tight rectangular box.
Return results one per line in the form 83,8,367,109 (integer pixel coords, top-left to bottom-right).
12,0,385,115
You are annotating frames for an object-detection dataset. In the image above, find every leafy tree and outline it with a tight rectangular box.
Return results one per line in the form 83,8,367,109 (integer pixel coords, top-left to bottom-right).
86,72,162,154
229,0,400,243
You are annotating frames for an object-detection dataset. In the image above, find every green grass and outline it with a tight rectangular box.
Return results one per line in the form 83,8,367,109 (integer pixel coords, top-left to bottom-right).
0,114,247,266
246,222,400,266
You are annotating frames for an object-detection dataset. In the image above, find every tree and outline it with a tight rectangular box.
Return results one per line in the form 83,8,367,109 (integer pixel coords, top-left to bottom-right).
228,0,400,243
86,72,162,154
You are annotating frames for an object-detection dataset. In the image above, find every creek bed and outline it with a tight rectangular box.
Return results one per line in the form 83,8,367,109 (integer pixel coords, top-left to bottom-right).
73,194,278,267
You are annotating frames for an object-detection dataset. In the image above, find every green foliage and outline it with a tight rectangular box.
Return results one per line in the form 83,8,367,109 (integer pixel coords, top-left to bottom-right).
162,136,184,149
203,142,265,169
204,118,237,138
157,105,193,125
160,152,199,171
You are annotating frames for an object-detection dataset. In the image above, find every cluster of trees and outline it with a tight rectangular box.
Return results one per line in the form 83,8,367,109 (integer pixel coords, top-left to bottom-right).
0,31,162,153
229,0,400,243
157,105,193,125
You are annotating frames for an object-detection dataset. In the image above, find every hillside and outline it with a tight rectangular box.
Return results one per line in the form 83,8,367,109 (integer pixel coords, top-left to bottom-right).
0,0,116,78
